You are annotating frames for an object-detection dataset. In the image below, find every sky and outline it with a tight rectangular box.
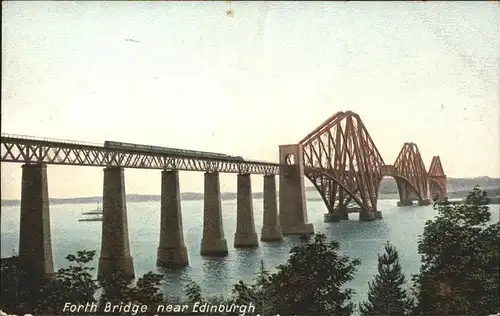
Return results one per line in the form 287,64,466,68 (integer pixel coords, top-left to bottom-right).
1,1,499,199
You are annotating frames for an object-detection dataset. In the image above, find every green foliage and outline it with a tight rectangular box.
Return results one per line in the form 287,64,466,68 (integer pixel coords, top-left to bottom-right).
34,250,99,315
132,271,166,304
0,257,29,314
359,242,414,316
269,233,360,316
182,280,237,315
195,234,360,316
231,260,275,315
98,268,131,306
55,250,99,301
1,250,169,315
99,269,166,307
184,280,204,304
412,186,500,315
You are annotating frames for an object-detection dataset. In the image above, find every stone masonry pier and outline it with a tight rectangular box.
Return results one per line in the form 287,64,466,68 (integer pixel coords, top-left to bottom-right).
200,171,228,256
98,166,135,280
157,170,189,267
234,173,259,248
19,163,54,282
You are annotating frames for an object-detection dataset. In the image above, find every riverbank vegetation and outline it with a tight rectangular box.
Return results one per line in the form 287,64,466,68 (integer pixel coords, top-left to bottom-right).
1,186,498,315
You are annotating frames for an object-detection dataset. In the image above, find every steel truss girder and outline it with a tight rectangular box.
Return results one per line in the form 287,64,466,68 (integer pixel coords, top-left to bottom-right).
0,137,280,175
393,142,429,199
300,111,386,212
427,155,447,195
305,167,364,211
428,155,445,177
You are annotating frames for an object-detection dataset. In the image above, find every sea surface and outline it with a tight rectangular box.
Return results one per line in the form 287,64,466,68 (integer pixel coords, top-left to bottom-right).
2,195,499,308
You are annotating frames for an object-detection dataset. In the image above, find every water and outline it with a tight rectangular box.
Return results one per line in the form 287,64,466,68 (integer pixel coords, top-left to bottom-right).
2,197,499,305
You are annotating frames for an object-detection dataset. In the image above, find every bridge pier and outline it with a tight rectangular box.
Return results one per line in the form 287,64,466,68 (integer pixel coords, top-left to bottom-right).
396,181,413,206
324,213,350,222
429,174,447,202
339,208,349,220
324,204,349,222
418,199,431,206
234,174,258,247
98,166,135,280
397,201,413,206
261,175,283,241
157,170,189,268
19,163,54,282
374,210,382,219
279,145,314,235
359,210,376,221
201,172,228,256
324,212,341,222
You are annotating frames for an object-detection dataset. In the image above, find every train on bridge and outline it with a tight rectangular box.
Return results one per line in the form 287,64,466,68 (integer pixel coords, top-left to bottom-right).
103,141,245,161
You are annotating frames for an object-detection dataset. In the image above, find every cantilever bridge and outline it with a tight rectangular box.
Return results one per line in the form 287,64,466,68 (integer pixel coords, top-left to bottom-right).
1,110,447,280
297,111,447,220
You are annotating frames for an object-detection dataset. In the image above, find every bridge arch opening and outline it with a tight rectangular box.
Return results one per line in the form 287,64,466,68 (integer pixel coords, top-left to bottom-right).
303,168,369,222
303,176,326,207
378,175,422,208
285,154,295,165
378,176,399,204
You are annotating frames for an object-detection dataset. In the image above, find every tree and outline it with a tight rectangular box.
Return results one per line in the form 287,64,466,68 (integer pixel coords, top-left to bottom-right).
34,250,99,315
359,241,414,316
1,249,171,315
184,280,204,304
412,186,500,315
0,256,30,314
99,269,166,307
1,234,362,316
231,260,275,316
269,233,360,316
1,252,99,315
182,280,238,315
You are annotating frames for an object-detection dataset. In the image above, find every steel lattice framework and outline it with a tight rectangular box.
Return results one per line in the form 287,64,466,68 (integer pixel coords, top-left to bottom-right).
299,111,438,212
299,111,386,212
0,134,280,175
428,155,447,197
428,155,445,177
393,142,428,200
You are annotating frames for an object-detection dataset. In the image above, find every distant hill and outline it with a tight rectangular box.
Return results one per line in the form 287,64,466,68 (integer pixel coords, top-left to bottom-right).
0,192,262,206
1,177,498,207
305,176,500,201
375,176,500,194
303,177,500,194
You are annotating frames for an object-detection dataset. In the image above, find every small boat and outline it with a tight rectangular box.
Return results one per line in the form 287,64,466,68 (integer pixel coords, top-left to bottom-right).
79,202,103,221
82,202,102,215
78,215,103,222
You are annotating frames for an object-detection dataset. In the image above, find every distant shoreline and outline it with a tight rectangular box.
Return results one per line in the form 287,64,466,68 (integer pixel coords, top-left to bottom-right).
3,177,499,207
2,187,499,207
